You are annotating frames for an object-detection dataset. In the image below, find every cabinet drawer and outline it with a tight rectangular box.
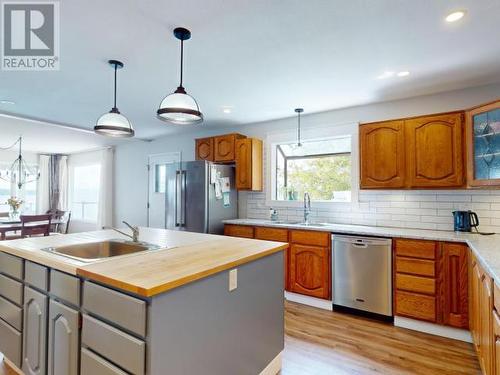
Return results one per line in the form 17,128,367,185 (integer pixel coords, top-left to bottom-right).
81,348,128,375
395,257,435,277
50,270,80,307
396,273,436,295
0,274,23,306
0,295,22,330
25,261,49,292
82,314,145,375
254,227,288,242
396,291,436,322
0,316,22,368
394,239,436,259
0,252,24,280
290,230,330,247
83,281,147,338
224,224,254,238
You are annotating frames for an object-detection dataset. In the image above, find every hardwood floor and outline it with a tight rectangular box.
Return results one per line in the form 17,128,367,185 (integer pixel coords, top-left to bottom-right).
282,301,480,375
1,302,481,375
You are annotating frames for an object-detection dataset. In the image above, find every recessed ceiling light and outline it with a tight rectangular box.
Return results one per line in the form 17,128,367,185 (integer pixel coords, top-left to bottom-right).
397,71,410,77
445,10,466,23
0,100,15,105
377,71,394,80
222,107,232,114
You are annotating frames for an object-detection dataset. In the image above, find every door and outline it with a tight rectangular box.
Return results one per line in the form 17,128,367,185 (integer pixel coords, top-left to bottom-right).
405,113,464,187
23,287,48,375
165,161,209,233
470,256,481,350
48,299,79,375
235,138,252,189
442,243,468,328
480,268,494,375
289,244,330,299
360,121,406,188
207,164,237,234
214,134,237,162
195,137,214,161
147,152,181,228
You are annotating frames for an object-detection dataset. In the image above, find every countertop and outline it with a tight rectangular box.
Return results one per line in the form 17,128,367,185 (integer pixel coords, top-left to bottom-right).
0,227,287,297
224,218,500,286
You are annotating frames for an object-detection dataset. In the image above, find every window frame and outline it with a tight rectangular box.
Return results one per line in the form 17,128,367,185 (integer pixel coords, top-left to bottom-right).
266,122,359,208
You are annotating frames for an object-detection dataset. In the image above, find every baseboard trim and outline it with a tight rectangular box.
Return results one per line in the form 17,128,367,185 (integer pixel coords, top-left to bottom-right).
259,351,282,375
285,291,333,311
394,316,472,343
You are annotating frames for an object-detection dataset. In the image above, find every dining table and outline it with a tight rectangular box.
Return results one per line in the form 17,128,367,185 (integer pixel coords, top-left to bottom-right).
0,217,64,240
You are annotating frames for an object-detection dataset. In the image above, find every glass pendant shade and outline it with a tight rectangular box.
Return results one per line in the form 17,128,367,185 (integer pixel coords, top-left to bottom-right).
95,108,135,137
94,60,134,138
157,27,203,125
157,86,203,125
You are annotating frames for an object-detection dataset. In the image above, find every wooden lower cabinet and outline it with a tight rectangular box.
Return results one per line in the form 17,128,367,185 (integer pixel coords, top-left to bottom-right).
469,251,497,375
289,244,330,299
223,224,331,300
441,242,469,328
394,239,468,328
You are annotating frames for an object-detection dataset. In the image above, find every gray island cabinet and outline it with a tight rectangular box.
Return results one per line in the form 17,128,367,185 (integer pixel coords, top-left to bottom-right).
0,240,284,375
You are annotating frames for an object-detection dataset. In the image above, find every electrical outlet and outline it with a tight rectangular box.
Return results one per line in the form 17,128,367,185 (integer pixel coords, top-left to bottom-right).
229,269,237,291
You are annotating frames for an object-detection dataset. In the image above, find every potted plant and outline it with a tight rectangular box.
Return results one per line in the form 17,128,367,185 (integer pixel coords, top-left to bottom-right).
6,197,23,220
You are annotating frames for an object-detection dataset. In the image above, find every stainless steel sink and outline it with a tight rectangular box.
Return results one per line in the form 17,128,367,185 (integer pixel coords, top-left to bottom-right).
42,240,161,263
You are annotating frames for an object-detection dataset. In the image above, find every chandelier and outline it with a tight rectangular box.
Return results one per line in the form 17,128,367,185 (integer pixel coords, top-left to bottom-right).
0,136,40,189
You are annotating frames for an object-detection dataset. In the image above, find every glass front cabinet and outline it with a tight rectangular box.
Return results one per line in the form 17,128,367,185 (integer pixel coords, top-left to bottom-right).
467,100,500,187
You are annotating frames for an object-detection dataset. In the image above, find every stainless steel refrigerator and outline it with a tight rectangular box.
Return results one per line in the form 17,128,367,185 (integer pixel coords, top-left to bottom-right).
164,160,238,234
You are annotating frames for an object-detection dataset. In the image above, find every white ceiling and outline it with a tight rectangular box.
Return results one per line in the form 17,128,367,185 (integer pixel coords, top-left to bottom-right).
1,0,500,150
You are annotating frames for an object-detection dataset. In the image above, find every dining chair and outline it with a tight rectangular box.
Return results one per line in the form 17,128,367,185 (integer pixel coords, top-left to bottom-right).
20,214,52,238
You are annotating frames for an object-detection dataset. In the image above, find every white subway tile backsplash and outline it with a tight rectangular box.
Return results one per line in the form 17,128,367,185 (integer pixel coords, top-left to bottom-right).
240,189,500,232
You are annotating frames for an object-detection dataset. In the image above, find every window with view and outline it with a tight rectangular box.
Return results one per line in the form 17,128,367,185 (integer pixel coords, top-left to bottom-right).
70,164,101,222
275,136,352,202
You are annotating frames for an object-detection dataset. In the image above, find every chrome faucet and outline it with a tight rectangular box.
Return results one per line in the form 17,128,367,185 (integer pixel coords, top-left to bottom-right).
304,193,311,224
110,221,140,242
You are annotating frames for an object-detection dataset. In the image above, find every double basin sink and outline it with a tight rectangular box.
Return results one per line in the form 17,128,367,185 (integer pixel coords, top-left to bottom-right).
42,240,161,263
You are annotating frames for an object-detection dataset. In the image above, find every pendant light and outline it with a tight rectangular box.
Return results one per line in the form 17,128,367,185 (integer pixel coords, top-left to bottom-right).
157,27,203,125
0,136,40,189
94,60,135,137
295,108,304,147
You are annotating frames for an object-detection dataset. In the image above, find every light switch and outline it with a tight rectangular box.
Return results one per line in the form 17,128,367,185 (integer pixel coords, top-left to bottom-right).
229,269,237,291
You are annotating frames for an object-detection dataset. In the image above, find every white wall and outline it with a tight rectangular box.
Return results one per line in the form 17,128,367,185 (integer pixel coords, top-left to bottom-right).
114,82,500,230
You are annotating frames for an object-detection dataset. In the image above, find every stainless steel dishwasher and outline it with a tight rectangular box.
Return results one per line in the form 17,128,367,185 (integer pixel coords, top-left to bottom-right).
332,234,392,317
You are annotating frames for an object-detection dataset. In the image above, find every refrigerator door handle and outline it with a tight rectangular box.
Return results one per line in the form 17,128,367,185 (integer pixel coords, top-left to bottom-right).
180,170,187,226
175,170,181,227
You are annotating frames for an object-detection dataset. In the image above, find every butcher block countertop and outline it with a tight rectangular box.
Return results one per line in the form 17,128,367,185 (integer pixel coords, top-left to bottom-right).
0,228,287,297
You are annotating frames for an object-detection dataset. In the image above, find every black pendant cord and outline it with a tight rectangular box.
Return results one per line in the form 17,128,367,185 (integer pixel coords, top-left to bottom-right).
297,111,301,146
179,39,184,88
113,63,118,109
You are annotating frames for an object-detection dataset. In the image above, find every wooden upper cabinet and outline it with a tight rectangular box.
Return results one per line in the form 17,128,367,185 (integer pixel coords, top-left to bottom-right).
214,134,246,162
195,137,214,161
441,242,468,329
289,243,330,299
466,100,500,187
360,120,406,188
405,112,465,188
235,138,263,191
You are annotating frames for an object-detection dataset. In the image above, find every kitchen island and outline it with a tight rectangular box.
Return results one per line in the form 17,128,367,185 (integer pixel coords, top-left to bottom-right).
0,228,287,375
